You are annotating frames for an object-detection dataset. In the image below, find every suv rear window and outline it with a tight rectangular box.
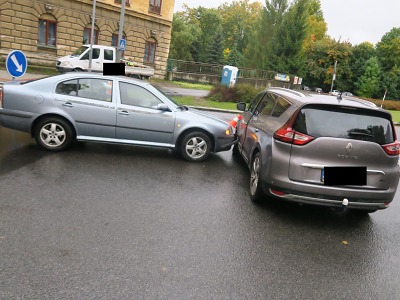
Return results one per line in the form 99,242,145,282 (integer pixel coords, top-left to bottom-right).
293,105,394,145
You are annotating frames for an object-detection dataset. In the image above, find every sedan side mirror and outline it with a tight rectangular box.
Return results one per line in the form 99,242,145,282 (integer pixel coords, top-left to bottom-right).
237,102,246,111
157,103,170,112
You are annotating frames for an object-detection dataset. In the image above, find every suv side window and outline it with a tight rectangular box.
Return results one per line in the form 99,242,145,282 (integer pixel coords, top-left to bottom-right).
255,93,276,116
248,92,266,113
271,96,292,117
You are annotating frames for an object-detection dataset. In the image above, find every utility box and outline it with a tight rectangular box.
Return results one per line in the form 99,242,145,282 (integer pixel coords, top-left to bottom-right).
221,65,238,87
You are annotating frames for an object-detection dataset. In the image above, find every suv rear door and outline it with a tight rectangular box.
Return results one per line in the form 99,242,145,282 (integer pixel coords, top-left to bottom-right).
288,104,399,190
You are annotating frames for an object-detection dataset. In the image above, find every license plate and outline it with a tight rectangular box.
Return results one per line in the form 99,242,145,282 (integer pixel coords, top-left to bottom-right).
323,166,367,186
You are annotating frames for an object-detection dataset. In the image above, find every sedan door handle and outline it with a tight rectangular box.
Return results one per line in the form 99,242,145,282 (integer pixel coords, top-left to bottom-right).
62,102,73,108
118,110,129,115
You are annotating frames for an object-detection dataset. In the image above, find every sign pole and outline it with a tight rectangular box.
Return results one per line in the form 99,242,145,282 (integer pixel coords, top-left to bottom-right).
116,0,126,63
88,0,97,72
330,60,337,93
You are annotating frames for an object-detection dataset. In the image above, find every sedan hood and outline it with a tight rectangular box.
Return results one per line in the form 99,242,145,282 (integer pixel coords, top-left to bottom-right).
184,108,231,127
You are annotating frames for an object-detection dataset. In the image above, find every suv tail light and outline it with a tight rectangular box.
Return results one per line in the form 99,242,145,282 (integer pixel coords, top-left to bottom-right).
274,126,314,145
382,141,400,156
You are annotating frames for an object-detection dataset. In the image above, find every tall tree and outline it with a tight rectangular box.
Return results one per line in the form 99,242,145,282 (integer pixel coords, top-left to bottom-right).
376,27,400,72
267,0,309,74
355,56,381,98
218,0,262,54
169,13,200,61
244,0,289,69
206,27,224,64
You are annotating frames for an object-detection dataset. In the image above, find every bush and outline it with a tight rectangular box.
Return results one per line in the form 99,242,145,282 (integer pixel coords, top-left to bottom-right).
365,99,400,110
207,83,263,103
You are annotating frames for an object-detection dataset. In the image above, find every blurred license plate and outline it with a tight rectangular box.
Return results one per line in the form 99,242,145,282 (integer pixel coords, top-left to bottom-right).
323,166,366,186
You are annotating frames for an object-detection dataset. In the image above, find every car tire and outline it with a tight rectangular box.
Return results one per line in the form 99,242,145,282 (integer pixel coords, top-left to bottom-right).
250,152,265,203
34,117,74,151
180,131,211,162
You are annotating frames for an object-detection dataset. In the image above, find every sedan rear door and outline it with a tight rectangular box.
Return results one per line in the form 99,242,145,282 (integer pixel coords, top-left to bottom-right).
54,78,116,138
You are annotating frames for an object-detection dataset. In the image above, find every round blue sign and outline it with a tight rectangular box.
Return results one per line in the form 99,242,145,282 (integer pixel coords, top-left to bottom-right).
6,50,28,78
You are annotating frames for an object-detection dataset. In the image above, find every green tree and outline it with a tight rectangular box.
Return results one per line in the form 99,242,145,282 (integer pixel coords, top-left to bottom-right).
376,27,400,72
206,27,224,64
355,56,381,98
267,0,309,74
169,14,200,61
218,0,262,54
244,0,289,69
346,42,375,93
224,43,245,66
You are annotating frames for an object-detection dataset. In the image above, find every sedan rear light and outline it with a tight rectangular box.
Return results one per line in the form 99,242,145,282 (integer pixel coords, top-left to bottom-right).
382,141,400,156
274,125,314,145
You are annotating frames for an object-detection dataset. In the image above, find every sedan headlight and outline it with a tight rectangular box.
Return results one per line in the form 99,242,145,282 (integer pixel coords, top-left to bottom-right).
225,126,234,136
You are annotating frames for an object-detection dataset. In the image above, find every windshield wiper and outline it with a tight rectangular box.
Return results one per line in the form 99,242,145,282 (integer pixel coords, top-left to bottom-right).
177,105,189,111
348,130,374,137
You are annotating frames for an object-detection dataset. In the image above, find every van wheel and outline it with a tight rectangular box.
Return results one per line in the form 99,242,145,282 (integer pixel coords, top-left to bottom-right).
34,117,74,151
250,152,265,203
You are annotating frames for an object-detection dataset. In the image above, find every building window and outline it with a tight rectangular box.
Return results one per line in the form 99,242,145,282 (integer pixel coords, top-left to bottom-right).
149,0,162,14
83,27,99,44
38,19,57,46
144,40,156,63
114,0,130,6
111,33,126,47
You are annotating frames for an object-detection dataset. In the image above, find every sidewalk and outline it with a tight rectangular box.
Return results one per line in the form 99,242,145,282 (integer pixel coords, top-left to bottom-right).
0,69,46,83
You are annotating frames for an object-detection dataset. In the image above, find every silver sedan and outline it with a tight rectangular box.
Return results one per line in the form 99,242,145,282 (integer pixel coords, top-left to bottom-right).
0,73,235,162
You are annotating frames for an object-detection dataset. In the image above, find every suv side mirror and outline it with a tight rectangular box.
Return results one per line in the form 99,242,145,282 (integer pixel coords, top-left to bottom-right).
237,102,246,111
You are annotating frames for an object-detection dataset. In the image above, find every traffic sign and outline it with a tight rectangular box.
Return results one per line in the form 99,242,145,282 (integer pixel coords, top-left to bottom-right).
6,50,27,78
118,39,126,51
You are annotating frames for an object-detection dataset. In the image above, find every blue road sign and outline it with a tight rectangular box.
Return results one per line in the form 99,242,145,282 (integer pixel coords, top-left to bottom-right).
118,39,126,51
6,50,28,78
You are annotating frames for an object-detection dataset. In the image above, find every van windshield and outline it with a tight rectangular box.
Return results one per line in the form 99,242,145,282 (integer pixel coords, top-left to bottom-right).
71,46,88,57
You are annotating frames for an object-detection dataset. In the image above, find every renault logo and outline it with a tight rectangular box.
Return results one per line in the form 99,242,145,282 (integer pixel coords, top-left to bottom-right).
345,143,353,154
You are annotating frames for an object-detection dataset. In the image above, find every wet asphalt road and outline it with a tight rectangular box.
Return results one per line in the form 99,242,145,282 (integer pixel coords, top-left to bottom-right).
1,119,400,299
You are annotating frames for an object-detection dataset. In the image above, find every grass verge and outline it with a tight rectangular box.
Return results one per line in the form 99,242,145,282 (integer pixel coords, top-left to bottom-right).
172,96,238,110
389,110,400,123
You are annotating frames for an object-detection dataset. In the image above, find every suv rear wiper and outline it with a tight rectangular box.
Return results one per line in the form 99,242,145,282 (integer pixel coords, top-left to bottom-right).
348,130,374,137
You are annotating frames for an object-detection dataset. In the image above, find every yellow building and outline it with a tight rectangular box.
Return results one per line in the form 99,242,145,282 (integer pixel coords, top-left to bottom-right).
0,0,175,77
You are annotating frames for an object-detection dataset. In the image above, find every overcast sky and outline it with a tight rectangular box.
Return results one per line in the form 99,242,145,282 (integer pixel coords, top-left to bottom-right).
174,0,400,45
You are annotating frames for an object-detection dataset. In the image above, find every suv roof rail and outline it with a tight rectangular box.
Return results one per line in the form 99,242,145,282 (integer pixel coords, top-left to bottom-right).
344,96,377,108
268,87,306,98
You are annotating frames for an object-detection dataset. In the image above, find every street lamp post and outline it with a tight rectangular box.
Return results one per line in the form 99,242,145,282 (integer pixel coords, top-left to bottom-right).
330,60,337,93
88,0,97,72
116,0,126,63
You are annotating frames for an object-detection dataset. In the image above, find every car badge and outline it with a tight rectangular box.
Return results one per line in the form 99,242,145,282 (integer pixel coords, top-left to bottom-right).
345,143,353,154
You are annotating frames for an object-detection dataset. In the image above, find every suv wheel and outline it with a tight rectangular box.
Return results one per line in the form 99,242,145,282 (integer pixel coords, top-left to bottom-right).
250,152,265,202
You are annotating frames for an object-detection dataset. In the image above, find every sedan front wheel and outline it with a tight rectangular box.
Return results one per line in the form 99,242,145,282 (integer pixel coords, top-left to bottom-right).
180,131,211,162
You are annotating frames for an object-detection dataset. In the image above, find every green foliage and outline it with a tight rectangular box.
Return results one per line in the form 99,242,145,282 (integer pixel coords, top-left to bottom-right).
169,14,200,61
207,83,263,103
355,57,381,98
206,27,224,64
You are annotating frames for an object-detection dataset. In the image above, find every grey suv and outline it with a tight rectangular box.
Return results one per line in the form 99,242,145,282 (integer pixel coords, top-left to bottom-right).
235,88,400,213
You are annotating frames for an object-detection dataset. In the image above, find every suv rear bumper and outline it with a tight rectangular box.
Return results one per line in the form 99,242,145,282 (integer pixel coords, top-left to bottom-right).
266,187,390,210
